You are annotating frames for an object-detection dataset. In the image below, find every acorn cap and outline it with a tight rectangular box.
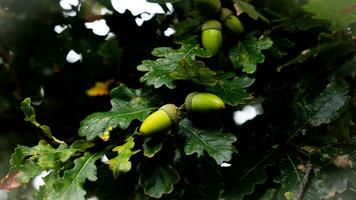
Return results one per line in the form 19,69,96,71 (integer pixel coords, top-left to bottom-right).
184,92,199,111
159,104,181,124
219,8,233,22
202,20,222,31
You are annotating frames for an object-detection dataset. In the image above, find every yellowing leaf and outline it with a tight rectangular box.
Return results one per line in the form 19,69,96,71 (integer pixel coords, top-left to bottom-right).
86,79,114,96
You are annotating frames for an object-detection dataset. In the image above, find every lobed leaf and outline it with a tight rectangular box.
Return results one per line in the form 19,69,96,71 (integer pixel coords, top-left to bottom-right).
229,35,273,74
137,37,214,89
220,151,276,200
233,0,270,23
303,0,356,31
207,73,255,106
108,136,139,177
309,80,350,126
79,84,158,140
38,153,100,200
179,119,237,165
139,165,179,198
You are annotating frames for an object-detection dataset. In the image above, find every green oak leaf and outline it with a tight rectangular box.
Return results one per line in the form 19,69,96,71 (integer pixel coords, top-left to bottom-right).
108,136,139,177
303,0,356,31
178,118,237,165
9,140,90,183
220,150,276,200
274,156,304,200
233,0,269,23
143,137,163,158
170,58,217,86
207,73,255,106
309,80,350,126
41,153,100,200
276,143,356,200
78,84,158,140
139,165,179,198
137,36,213,89
20,98,64,144
229,35,273,74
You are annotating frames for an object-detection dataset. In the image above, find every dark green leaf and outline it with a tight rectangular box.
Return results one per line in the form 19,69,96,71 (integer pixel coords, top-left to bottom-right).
277,42,340,72
137,37,213,89
108,136,139,177
233,0,269,23
303,0,356,31
139,165,179,198
220,151,275,200
207,74,254,106
178,119,237,165
229,35,273,74
274,156,304,200
309,81,350,126
143,138,163,158
78,84,158,140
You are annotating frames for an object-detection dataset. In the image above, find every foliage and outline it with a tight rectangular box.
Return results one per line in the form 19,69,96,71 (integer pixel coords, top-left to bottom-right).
0,0,355,199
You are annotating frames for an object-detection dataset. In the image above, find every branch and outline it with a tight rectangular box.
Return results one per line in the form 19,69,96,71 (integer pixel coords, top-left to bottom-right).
296,162,313,200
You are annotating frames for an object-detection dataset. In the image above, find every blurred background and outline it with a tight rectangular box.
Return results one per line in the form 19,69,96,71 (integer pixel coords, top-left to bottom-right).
0,0,177,198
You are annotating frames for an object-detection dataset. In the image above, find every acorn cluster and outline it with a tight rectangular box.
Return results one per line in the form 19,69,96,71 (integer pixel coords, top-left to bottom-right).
139,92,224,136
197,0,244,55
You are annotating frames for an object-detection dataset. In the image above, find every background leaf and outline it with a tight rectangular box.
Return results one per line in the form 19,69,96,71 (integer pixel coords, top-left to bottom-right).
139,165,179,198
220,151,275,200
303,0,356,31
308,81,350,126
233,0,270,22
229,35,273,74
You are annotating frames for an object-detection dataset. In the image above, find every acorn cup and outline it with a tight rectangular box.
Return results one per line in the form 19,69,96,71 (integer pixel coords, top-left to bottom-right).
139,104,181,136
185,92,225,112
219,8,244,34
194,0,222,17
201,20,223,55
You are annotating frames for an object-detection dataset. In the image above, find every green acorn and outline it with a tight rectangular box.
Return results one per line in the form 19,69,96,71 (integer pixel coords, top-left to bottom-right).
219,8,244,34
195,0,221,17
185,92,225,112
202,20,223,55
139,104,181,136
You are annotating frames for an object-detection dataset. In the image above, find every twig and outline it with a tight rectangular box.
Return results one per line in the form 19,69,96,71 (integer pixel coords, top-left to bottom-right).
296,162,313,200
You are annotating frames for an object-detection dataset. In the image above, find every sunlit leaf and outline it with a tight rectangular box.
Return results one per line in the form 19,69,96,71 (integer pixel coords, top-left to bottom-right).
20,98,64,144
108,136,139,177
86,79,114,96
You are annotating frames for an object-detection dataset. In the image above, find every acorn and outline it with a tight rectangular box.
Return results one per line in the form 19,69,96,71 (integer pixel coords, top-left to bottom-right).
201,20,223,55
194,0,221,17
139,104,181,136
185,92,225,112
219,8,244,34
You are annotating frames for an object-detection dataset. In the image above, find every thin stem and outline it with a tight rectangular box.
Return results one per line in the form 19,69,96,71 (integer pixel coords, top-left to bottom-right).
296,162,313,200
